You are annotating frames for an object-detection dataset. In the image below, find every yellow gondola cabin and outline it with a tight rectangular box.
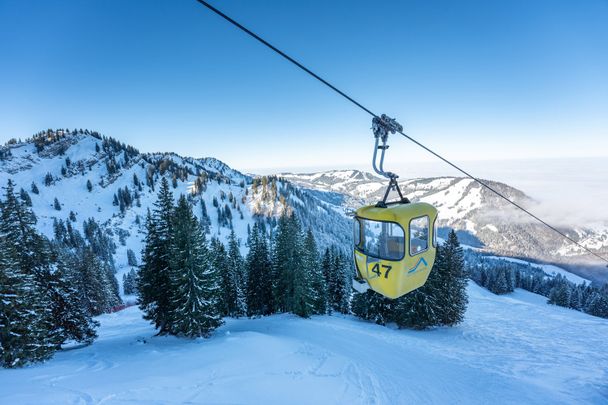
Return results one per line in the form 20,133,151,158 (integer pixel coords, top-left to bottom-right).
353,202,438,299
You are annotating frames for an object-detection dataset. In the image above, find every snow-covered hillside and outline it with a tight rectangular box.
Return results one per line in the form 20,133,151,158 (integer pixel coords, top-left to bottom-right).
1,282,606,404
283,170,608,283
0,131,350,290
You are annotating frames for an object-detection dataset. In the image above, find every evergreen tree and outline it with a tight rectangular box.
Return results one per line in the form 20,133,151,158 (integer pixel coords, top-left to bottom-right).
46,250,98,345
351,290,393,325
123,268,139,295
0,180,55,367
392,252,443,330
291,224,314,318
138,212,157,308
226,230,247,317
127,249,138,266
272,213,301,313
586,293,608,318
303,229,327,315
245,223,274,316
321,248,334,304
44,172,53,186
269,214,319,318
488,266,512,295
0,245,53,367
31,181,39,194
138,178,175,334
548,280,571,308
86,179,93,192
169,195,223,337
329,249,352,314
199,199,211,233
434,231,468,326
54,197,61,210
78,247,110,315
569,286,582,310
19,188,32,207
210,237,231,316
393,287,438,330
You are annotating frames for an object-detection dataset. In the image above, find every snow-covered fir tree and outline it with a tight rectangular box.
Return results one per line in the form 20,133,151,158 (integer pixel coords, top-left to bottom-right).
585,292,608,318
19,188,31,206
0,180,55,367
351,290,393,326
245,222,274,316
127,249,138,267
138,178,174,334
226,230,247,317
291,223,314,318
548,280,572,307
272,213,301,314
209,237,231,316
52,217,121,316
122,268,139,295
46,249,99,345
433,230,468,326
393,286,439,330
323,247,352,314
168,195,223,338
303,229,327,315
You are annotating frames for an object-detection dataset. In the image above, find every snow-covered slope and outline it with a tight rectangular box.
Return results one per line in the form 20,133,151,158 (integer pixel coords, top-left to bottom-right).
1,282,606,404
0,131,350,290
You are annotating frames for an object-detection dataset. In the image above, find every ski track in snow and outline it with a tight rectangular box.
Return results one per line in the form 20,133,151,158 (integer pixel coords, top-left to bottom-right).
1,283,608,404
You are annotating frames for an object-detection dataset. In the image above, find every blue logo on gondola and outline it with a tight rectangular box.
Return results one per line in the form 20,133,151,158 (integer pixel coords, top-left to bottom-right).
408,257,428,274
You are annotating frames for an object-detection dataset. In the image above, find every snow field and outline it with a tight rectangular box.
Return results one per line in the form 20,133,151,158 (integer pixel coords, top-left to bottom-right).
2,283,607,404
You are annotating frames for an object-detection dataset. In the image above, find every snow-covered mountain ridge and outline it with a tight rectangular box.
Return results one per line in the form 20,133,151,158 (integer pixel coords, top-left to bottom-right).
0,130,350,290
280,170,386,202
282,170,608,283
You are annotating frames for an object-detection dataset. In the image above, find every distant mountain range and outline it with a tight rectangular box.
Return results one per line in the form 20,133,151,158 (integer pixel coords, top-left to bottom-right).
281,170,608,284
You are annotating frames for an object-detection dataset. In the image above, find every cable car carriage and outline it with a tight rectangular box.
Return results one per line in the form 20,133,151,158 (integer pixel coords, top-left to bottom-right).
353,115,438,299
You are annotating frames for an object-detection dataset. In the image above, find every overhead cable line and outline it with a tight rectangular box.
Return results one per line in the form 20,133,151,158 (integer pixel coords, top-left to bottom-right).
194,0,608,264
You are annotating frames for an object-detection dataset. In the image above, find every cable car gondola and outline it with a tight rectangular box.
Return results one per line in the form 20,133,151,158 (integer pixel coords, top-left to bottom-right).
353,115,438,299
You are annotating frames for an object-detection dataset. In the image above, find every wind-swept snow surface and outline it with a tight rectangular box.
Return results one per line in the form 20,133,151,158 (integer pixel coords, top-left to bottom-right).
1,283,607,404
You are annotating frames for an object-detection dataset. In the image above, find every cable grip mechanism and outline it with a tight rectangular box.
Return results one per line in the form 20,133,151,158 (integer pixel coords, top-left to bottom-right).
371,114,409,208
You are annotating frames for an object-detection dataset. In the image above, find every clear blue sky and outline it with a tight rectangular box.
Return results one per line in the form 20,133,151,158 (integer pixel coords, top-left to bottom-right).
1,0,607,172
